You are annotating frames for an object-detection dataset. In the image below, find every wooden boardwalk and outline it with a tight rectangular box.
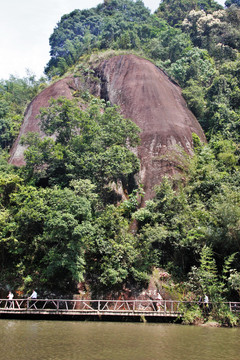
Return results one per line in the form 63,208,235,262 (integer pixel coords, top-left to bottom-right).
0,299,239,320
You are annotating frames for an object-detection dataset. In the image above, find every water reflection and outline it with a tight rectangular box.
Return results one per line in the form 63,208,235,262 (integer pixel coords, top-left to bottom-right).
0,320,239,360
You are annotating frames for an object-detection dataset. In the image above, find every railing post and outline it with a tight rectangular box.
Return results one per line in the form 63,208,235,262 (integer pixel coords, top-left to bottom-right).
164,300,166,313
98,300,100,312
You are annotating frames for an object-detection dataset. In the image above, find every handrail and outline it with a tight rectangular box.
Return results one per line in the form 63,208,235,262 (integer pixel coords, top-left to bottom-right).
0,299,240,314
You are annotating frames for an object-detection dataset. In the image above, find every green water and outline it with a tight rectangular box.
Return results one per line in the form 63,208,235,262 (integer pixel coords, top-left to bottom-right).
0,319,239,360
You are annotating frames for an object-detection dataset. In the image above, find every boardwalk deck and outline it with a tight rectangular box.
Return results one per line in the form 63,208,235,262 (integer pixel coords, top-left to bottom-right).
0,299,239,320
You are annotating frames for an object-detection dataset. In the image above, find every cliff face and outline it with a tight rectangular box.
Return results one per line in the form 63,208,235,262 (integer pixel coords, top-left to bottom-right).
9,77,75,166
94,55,206,200
9,55,206,200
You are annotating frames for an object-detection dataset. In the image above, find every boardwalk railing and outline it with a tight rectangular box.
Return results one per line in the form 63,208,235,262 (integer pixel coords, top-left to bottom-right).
0,299,239,317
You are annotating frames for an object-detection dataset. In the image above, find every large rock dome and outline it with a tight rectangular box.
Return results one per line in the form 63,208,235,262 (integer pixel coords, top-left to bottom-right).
9,55,206,200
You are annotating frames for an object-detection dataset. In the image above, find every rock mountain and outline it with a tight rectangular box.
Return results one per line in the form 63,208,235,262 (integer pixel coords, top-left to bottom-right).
9,55,206,200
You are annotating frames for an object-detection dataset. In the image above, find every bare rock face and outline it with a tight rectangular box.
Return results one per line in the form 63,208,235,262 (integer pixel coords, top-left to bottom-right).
9,77,75,166
94,55,206,200
9,55,206,201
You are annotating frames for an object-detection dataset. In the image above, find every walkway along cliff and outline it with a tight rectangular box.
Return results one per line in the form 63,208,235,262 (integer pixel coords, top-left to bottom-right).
0,298,239,322
9,54,206,201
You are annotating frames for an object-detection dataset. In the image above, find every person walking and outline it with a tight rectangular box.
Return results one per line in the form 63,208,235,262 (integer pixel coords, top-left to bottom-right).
30,290,37,299
7,291,14,308
204,294,209,313
28,290,37,308
156,292,163,311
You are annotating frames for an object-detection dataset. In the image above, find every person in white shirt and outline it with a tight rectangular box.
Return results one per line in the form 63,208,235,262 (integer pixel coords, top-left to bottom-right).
30,290,37,299
156,292,163,311
204,294,209,312
7,291,14,308
28,290,37,308
204,294,209,305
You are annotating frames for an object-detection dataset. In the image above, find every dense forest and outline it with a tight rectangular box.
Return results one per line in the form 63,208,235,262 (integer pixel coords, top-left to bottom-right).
0,0,240,324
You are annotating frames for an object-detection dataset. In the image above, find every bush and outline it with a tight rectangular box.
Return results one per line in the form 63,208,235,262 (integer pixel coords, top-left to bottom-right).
181,304,204,325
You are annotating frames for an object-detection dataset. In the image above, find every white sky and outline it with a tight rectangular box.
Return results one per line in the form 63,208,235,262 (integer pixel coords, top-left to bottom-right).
0,0,226,80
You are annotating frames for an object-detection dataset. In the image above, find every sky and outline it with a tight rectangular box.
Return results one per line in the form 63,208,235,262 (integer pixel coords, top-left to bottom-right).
0,0,226,80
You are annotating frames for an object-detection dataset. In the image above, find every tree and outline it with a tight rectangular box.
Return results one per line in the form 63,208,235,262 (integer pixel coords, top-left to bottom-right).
146,26,192,64
22,97,140,198
185,246,239,325
45,0,152,76
0,74,47,149
6,184,95,291
168,47,215,86
156,0,222,27
85,204,149,293
182,8,240,55
198,246,219,298
225,0,240,7
182,79,206,118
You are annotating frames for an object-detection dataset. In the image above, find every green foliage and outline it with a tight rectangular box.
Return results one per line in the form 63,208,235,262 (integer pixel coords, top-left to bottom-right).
168,47,216,86
0,94,142,292
22,97,140,193
181,301,239,326
181,304,204,325
185,247,240,325
146,26,192,64
156,0,222,27
202,59,240,138
0,173,22,207
2,184,95,291
225,0,240,8
228,270,240,296
120,185,144,217
132,138,240,286
42,0,240,147
0,73,47,149
1,0,240,302
210,303,239,327
45,0,153,76
197,246,219,299
182,7,240,55
43,0,240,150
187,242,239,300
85,205,150,291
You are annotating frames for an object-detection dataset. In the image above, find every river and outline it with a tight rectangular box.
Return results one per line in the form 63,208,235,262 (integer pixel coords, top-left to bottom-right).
0,319,239,360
